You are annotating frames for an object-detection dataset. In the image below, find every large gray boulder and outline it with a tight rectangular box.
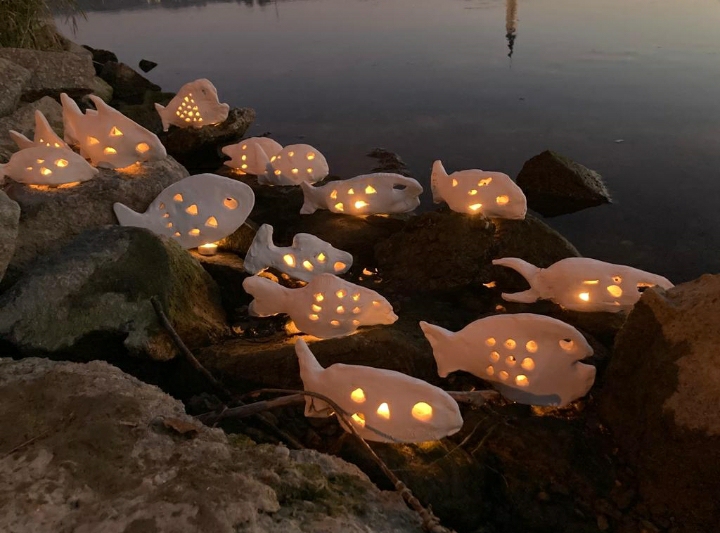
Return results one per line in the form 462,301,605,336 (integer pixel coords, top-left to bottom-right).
0,58,32,118
1,156,189,282
0,191,20,282
0,358,422,533
0,48,96,101
99,61,160,104
599,275,720,532
0,96,64,162
0,226,227,361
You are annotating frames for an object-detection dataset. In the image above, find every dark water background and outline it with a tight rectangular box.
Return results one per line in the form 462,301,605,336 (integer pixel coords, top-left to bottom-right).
58,0,720,282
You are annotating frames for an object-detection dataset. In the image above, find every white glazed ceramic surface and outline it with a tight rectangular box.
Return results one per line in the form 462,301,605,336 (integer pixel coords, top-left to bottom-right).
0,145,98,186
222,136,283,175
155,78,230,131
258,144,329,186
10,110,69,151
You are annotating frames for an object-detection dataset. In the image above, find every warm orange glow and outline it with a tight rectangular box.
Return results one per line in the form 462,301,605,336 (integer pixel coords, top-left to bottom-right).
314,293,324,302
103,147,117,155
205,216,218,228
330,320,340,327
411,402,433,422
116,162,143,174
365,185,377,194
334,202,344,212
478,177,493,186
317,253,326,263
336,305,345,314
57,181,80,189
311,304,322,312
559,339,574,351
485,337,496,347
521,358,535,371
469,203,482,212
291,168,299,174
189,229,201,236
224,197,238,210
110,126,123,137
607,285,623,297
334,261,346,272
352,307,361,314
578,292,590,302
283,254,296,267
376,403,390,419
525,340,538,353
515,375,530,387
336,290,347,298
496,195,509,206
451,179,458,187
347,188,355,195
307,152,316,160
288,151,295,157
506,355,517,366
330,190,338,199
351,388,366,403
87,136,99,145
309,314,320,321
352,293,361,301
302,260,314,271
612,276,623,284
55,159,68,168
504,339,516,349
490,351,500,362
185,204,198,215
352,319,360,326
351,413,366,427
583,279,599,285
354,200,368,209
499,371,509,381
173,193,184,202
197,243,218,256
486,365,495,376
40,167,52,176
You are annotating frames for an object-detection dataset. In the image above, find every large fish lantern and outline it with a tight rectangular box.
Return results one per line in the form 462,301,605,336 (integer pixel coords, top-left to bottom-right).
300,173,423,216
244,224,353,282
222,137,283,175
9,110,69,151
420,314,596,407
61,93,166,169
155,78,230,131
258,144,329,186
430,160,527,219
0,146,98,187
243,273,397,338
296,339,463,443
493,257,673,313
113,173,255,249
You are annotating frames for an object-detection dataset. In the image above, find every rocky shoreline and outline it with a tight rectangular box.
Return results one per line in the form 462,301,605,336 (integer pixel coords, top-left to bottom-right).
1,36,718,533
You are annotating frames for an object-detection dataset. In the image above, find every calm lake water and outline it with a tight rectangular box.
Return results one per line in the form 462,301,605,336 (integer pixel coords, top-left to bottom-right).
59,0,720,282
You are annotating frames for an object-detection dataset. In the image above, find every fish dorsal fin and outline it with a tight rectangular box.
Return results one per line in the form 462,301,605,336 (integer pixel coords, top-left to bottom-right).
430,160,449,204
8,130,34,150
34,111,67,148
87,95,113,117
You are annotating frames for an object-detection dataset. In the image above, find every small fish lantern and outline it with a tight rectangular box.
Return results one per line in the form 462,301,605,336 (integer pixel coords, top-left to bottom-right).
243,273,397,338
155,78,230,131
244,224,353,282
0,146,98,187
421,314,596,407
300,173,423,216
431,160,527,219
222,137,283,175
258,144,329,186
296,338,463,443
113,173,255,249
493,257,673,313
61,93,166,169
9,110,69,151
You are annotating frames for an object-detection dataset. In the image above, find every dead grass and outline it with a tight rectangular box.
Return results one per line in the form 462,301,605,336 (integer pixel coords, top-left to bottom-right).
0,0,84,50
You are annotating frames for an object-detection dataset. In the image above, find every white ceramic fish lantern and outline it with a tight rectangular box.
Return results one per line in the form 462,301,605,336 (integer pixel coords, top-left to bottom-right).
61,93,166,169
222,137,283,175
0,146,98,186
296,338,463,442
493,257,674,313
9,110,69,151
243,273,397,338
113,173,255,249
420,314,596,407
431,160,527,219
300,173,423,216
258,144,329,186
244,224,353,282
155,78,230,131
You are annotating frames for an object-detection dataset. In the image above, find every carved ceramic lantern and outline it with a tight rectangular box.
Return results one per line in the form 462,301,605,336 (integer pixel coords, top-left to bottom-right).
493,257,674,312
9,110,69,151
61,93,166,169
420,314,596,407
244,224,353,282
113,173,255,249
243,273,397,338
222,137,283,175
258,144,329,186
0,146,98,187
430,160,527,219
296,338,463,442
155,78,230,131
300,173,423,215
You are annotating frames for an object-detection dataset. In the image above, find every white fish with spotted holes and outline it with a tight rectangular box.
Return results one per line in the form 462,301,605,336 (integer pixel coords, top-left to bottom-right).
492,257,674,313
0,146,98,186
244,224,353,282
295,338,464,443
258,143,329,186
431,160,527,219
9,110,69,151
243,273,397,338
300,173,423,215
420,313,596,407
61,93,166,169
155,79,230,131
222,137,283,175
113,173,255,249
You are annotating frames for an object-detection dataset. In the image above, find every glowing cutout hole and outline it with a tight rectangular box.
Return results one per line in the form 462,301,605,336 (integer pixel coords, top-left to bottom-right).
515,375,530,387
336,290,347,298
307,152,316,160
352,307,361,314
365,185,377,194
336,306,345,314
309,314,319,321
499,371,509,381
521,358,535,371
376,403,390,419
490,351,500,362
351,413,365,427
104,147,117,155
496,195,509,206
40,167,52,176
330,320,340,327
637,282,654,292
335,202,344,212
311,304,321,312
185,204,198,215
486,365,495,376
506,356,516,366
314,293,324,302
607,285,623,297
283,254,296,267
350,388,366,403
504,339,516,350
354,200,368,209
411,402,433,422
525,340,538,353
583,280,599,285
55,159,68,168
579,292,590,302
205,216,218,228
110,126,123,137
334,262,346,272
189,229,201,237
485,337,496,347
478,177,493,186
451,179,458,187
87,136,99,145
316,253,327,263
613,276,623,284
302,260,314,271
330,190,338,199
224,197,238,210
469,203,482,212
559,339,574,351
173,193,183,202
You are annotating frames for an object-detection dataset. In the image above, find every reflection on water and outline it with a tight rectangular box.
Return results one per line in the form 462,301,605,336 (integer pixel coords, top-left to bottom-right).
59,0,720,282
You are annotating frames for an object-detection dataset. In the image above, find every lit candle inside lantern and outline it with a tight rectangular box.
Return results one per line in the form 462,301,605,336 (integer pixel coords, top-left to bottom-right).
197,243,218,256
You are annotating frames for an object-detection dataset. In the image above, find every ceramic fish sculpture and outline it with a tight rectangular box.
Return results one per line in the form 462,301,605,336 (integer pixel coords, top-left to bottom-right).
0,146,98,186
258,144,329,186
61,93,166,169
9,110,69,151
244,224,353,282
243,273,397,338
222,137,283,175
155,78,230,131
431,160,527,219
296,338,463,442
300,173,423,215
420,314,596,407
113,173,255,249
493,257,674,313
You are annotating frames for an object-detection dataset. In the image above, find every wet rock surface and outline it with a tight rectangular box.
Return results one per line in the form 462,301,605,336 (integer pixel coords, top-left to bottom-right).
0,96,64,161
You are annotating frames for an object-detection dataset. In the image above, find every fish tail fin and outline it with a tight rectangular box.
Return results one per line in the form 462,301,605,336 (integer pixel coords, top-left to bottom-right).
419,321,458,378
154,103,171,132
252,142,271,178
8,130,33,150
60,92,82,144
294,339,332,417
242,275,288,317
243,224,276,274
113,202,145,228
492,257,543,303
430,160,448,204
299,182,319,215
